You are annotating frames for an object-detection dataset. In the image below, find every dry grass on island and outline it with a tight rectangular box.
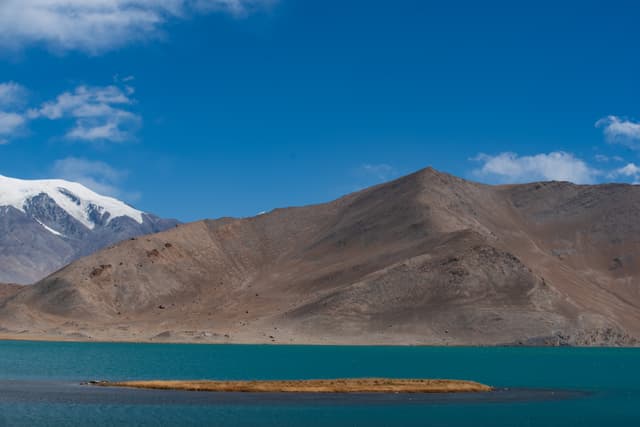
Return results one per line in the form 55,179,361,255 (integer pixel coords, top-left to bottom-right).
93,378,493,394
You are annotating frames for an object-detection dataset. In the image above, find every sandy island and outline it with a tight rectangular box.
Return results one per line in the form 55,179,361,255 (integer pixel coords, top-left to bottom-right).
91,378,493,394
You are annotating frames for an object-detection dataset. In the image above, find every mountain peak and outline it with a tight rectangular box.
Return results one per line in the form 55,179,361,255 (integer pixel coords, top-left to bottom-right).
0,174,178,284
0,174,143,230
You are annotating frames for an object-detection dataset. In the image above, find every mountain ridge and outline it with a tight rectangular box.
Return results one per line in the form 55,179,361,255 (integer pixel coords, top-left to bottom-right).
1,167,638,346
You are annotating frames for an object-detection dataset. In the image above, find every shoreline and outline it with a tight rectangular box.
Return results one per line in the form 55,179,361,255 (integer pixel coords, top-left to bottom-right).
1,335,638,349
91,379,493,394
0,380,589,407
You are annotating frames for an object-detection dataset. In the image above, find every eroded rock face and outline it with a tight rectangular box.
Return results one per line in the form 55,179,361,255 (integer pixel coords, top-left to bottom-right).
1,168,640,346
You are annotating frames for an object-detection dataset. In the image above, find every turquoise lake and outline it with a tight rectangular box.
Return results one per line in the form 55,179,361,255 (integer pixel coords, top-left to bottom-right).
0,341,638,426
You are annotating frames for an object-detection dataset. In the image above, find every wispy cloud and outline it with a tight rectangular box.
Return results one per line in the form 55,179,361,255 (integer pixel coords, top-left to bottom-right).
357,163,397,181
472,152,599,184
0,81,141,144
596,116,640,150
0,82,29,144
594,154,624,163
0,82,28,108
0,113,26,140
339,163,400,195
29,84,141,143
52,157,140,201
0,0,276,54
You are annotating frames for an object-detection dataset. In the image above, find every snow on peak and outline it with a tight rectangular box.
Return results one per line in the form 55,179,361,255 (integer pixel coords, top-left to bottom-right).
0,174,144,230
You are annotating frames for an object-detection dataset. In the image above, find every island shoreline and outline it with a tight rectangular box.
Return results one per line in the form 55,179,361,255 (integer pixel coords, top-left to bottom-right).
89,379,493,394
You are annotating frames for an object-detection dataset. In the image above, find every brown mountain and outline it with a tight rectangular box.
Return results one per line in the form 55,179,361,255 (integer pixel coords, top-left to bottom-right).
0,283,22,302
1,168,638,345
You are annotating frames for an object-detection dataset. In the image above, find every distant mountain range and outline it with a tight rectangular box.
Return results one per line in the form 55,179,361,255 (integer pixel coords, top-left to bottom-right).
0,175,178,284
1,168,639,346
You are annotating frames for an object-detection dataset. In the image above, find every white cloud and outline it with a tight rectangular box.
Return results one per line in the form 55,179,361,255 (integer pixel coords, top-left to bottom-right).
614,163,640,177
0,81,141,144
29,85,141,142
596,116,640,149
0,83,29,144
0,112,26,136
472,152,599,184
0,0,275,54
0,82,28,108
609,163,640,184
52,157,140,200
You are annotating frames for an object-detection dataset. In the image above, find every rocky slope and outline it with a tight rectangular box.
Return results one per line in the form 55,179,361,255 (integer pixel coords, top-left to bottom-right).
0,283,21,302
0,168,638,346
0,175,178,284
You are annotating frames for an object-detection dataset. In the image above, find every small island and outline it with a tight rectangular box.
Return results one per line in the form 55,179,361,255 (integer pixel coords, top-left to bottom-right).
91,378,493,394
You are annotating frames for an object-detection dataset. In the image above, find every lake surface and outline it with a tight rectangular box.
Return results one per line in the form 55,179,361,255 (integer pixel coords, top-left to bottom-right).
0,341,638,426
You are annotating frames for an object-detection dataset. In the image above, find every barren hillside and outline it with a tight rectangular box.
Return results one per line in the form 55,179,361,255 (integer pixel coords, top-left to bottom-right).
1,168,638,346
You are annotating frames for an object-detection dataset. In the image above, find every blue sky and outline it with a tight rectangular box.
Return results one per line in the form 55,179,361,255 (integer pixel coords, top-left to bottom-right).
0,0,639,221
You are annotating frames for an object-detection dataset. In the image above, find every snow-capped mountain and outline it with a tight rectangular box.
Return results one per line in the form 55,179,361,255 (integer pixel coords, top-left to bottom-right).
0,175,178,284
